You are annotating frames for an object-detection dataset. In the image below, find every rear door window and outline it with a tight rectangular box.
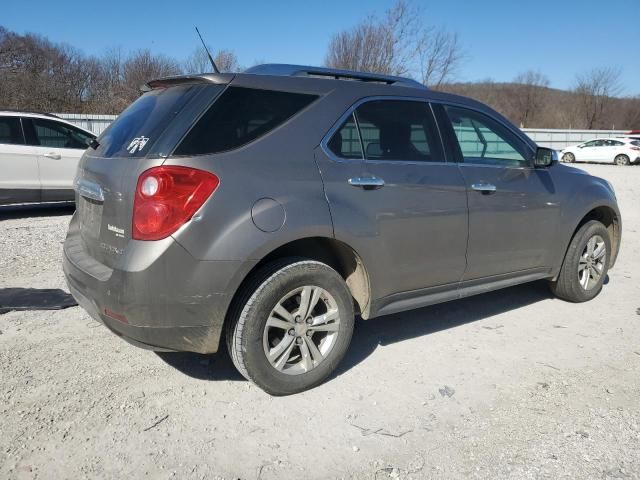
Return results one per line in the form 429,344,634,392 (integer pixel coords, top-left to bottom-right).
94,84,216,158
354,100,443,162
0,117,24,145
29,118,94,149
174,87,318,156
327,113,363,159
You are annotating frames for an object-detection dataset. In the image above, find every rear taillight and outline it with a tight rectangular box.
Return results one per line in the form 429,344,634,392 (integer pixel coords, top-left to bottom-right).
132,166,219,241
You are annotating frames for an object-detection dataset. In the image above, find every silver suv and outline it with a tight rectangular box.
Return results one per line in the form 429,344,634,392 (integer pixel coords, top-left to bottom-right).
63,64,621,395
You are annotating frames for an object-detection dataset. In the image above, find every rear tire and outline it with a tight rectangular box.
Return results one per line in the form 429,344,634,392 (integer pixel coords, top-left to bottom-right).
615,154,630,166
226,259,354,395
549,220,610,302
562,152,575,163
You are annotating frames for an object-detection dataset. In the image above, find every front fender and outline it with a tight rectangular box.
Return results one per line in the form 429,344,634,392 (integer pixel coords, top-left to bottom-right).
552,180,621,277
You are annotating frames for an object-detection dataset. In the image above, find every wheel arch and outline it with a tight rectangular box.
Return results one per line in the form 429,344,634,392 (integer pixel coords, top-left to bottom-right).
560,205,621,276
227,236,372,323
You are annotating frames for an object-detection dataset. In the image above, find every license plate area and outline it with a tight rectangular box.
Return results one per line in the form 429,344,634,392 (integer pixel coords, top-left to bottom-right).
79,196,102,241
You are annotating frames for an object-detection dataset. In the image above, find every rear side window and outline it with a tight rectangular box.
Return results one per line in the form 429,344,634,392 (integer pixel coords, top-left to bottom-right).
30,118,94,149
327,113,362,159
0,117,24,145
174,87,318,156
95,84,212,158
355,100,443,162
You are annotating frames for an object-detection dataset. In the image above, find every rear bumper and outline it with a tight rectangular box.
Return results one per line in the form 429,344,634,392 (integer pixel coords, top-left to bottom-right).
63,215,254,353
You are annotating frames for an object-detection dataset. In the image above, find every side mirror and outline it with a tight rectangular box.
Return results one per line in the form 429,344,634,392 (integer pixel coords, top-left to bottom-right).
534,147,555,168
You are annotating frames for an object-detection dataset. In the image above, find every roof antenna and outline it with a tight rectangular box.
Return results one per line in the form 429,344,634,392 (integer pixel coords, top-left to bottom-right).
195,26,220,74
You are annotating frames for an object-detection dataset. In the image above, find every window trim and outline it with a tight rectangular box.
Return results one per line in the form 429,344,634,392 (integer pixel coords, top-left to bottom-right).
320,96,449,166
433,102,536,170
0,116,27,146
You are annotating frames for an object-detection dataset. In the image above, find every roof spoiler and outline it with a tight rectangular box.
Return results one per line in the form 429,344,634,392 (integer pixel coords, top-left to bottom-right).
141,73,234,92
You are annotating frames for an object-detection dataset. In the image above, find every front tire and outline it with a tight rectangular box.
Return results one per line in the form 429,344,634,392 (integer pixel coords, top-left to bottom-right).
226,259,355,395
615,154,630,166
549,220,610,302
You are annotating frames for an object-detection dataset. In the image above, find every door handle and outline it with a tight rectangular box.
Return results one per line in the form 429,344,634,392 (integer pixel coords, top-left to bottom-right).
348,177,385,190
43,152,61,160
471,183,497,194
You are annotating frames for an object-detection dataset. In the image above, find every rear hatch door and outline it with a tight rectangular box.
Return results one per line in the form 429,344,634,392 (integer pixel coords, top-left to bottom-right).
74,80,226,268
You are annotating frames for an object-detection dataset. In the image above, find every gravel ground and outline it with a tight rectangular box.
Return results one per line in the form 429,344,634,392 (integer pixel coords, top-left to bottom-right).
1,164,639,480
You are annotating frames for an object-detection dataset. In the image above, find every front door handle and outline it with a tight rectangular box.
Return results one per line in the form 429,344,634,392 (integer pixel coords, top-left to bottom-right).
43,152,61,160
348,177,385,190
471,183,497,194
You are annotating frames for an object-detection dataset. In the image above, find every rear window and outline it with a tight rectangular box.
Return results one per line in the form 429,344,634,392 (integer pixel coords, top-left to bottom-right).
173,87,318,156
94,84,216,158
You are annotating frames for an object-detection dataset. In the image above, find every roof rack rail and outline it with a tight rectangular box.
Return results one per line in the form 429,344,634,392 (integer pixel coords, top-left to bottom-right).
0,108,60,118
245,64,426,89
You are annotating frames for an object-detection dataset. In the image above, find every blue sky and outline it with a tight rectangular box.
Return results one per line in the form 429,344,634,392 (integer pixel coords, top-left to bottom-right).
4,0,639,95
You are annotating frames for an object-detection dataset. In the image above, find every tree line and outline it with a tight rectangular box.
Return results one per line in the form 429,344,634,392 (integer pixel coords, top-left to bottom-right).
1,2,638,129
0,25,240,114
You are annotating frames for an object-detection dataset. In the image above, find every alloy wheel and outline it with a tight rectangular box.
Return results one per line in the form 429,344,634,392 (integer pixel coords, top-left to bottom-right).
578,235,606,290
262,285,341,375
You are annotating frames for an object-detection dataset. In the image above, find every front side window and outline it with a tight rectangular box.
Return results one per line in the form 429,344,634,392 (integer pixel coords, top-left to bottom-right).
327,113,362,159
175,87,318,156
0,117,24,145
355,100,443,162
445,106,528,166
31,118,94,149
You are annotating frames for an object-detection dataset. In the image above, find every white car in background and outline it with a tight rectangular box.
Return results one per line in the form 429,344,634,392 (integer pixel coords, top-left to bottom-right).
0,111,96,205
561,137,640,166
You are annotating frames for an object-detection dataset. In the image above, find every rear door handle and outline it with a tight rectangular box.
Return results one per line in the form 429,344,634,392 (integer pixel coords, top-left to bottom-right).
43,152,61,160
348,177,385,190
471,183,497,194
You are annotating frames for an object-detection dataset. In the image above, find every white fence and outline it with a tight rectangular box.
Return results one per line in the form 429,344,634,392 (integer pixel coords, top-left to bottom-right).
56,113,117,136
57,113,628,150
521,129,628,150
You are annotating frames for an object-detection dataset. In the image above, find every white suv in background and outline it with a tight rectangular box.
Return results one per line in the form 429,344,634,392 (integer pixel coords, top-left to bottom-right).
0,111,96,205
561,137,640,166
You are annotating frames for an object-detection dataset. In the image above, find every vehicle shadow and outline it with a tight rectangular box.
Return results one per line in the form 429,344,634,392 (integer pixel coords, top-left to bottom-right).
157,280,553,383
0,203,75,220
0,287,78,314
332,280,553,378
156,349,244,381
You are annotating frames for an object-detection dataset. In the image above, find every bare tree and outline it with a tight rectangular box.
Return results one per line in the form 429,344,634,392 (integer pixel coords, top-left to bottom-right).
574,67,623,129
417,30,462,87
184,47,239,74
511,70,550,127
324,15,402,75
324,0,463,86
121,49,182,100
